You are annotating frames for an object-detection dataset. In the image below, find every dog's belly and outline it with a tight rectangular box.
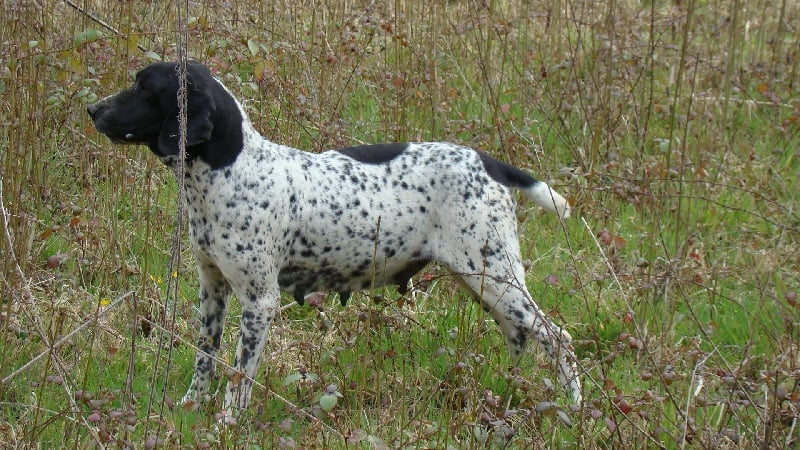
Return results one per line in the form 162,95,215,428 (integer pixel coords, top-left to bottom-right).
278,258,430,300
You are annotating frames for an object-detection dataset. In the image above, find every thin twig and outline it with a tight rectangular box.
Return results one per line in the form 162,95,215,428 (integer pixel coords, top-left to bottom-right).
580,216,672,448
138,316,345,438
2,291,133,384
63,0,149,53
145,0,191,440
0,177,106,448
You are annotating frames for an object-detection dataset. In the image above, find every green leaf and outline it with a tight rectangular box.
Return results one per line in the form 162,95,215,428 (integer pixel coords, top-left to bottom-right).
247,39,259,56
318,393,338,412
74,29,102,47
143,51,162,61
282,373,303,386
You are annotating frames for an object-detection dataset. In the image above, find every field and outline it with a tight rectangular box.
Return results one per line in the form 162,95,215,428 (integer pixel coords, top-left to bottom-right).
1,0,798,448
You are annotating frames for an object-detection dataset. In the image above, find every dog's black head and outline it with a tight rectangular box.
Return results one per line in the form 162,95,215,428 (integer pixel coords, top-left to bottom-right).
87,61,243,169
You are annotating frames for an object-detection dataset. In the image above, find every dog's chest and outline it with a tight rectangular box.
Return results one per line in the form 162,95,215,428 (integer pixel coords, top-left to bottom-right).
182,164,275,259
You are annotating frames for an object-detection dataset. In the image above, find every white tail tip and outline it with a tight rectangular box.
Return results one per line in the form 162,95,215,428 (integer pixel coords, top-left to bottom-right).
528,182,571,219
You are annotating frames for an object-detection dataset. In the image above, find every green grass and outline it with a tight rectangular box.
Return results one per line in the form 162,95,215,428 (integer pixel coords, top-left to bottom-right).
2,0,799,448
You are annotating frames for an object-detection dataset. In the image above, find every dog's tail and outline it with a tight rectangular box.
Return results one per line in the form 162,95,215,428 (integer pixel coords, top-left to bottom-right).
521,181,571,219
479,152,571,219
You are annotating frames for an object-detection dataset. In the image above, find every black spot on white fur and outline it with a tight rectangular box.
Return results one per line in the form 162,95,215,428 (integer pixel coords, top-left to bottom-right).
87,61,581,413
336,143,408,164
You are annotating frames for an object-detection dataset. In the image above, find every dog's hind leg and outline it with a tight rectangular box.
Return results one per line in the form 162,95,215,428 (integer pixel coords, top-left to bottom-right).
444,241,582,405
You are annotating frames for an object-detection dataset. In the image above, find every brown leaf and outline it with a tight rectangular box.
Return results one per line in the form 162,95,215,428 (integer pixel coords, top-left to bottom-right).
39,227,54,239
617,399,632,415
598,229,612,246
253,61,265,81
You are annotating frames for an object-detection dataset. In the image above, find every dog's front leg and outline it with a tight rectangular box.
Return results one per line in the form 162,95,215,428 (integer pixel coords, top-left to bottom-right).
182,262,232,405
223,285,280,410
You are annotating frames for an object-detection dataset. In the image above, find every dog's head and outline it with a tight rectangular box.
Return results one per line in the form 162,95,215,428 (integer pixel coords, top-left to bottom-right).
87,61,243,169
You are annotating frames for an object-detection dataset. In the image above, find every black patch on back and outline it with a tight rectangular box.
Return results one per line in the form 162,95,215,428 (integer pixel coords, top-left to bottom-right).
335,143,408,164
477,151,539,189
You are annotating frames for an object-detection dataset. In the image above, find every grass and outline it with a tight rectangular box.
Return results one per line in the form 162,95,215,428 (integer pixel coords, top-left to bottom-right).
1,0,799,448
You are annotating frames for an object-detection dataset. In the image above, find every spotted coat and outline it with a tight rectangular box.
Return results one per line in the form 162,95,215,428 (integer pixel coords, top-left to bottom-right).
87,61,582,412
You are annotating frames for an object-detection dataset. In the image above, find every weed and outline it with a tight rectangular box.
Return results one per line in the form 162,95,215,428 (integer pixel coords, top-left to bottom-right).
1,0,798,448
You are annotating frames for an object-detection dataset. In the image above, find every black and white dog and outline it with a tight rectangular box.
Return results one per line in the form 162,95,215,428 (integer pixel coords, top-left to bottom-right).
87,61,581,412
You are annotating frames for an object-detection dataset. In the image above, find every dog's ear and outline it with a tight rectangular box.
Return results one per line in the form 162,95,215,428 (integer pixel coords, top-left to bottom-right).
157,77,216,157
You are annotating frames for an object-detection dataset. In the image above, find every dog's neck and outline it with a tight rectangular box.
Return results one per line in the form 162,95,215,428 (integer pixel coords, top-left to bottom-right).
159,78,257,172
213,78,265,146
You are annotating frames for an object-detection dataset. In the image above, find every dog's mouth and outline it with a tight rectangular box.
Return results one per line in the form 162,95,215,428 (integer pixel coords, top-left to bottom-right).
115,133,136,143
89,113,143,145
100,130,140,145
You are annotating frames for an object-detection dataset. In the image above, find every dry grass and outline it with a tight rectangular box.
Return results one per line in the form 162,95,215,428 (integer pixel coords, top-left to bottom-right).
1,0,798,448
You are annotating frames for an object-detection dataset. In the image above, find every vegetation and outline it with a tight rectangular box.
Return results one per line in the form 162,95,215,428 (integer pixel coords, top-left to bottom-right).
1,0,798,447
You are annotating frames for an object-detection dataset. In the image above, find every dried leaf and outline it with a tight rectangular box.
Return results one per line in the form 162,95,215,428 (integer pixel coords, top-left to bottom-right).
605,417,617,432
556,410,573,426
534,401,558,415
253,61,265,81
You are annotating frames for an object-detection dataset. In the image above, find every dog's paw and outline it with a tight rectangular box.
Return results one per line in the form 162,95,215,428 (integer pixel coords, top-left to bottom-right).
181,388,212,409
